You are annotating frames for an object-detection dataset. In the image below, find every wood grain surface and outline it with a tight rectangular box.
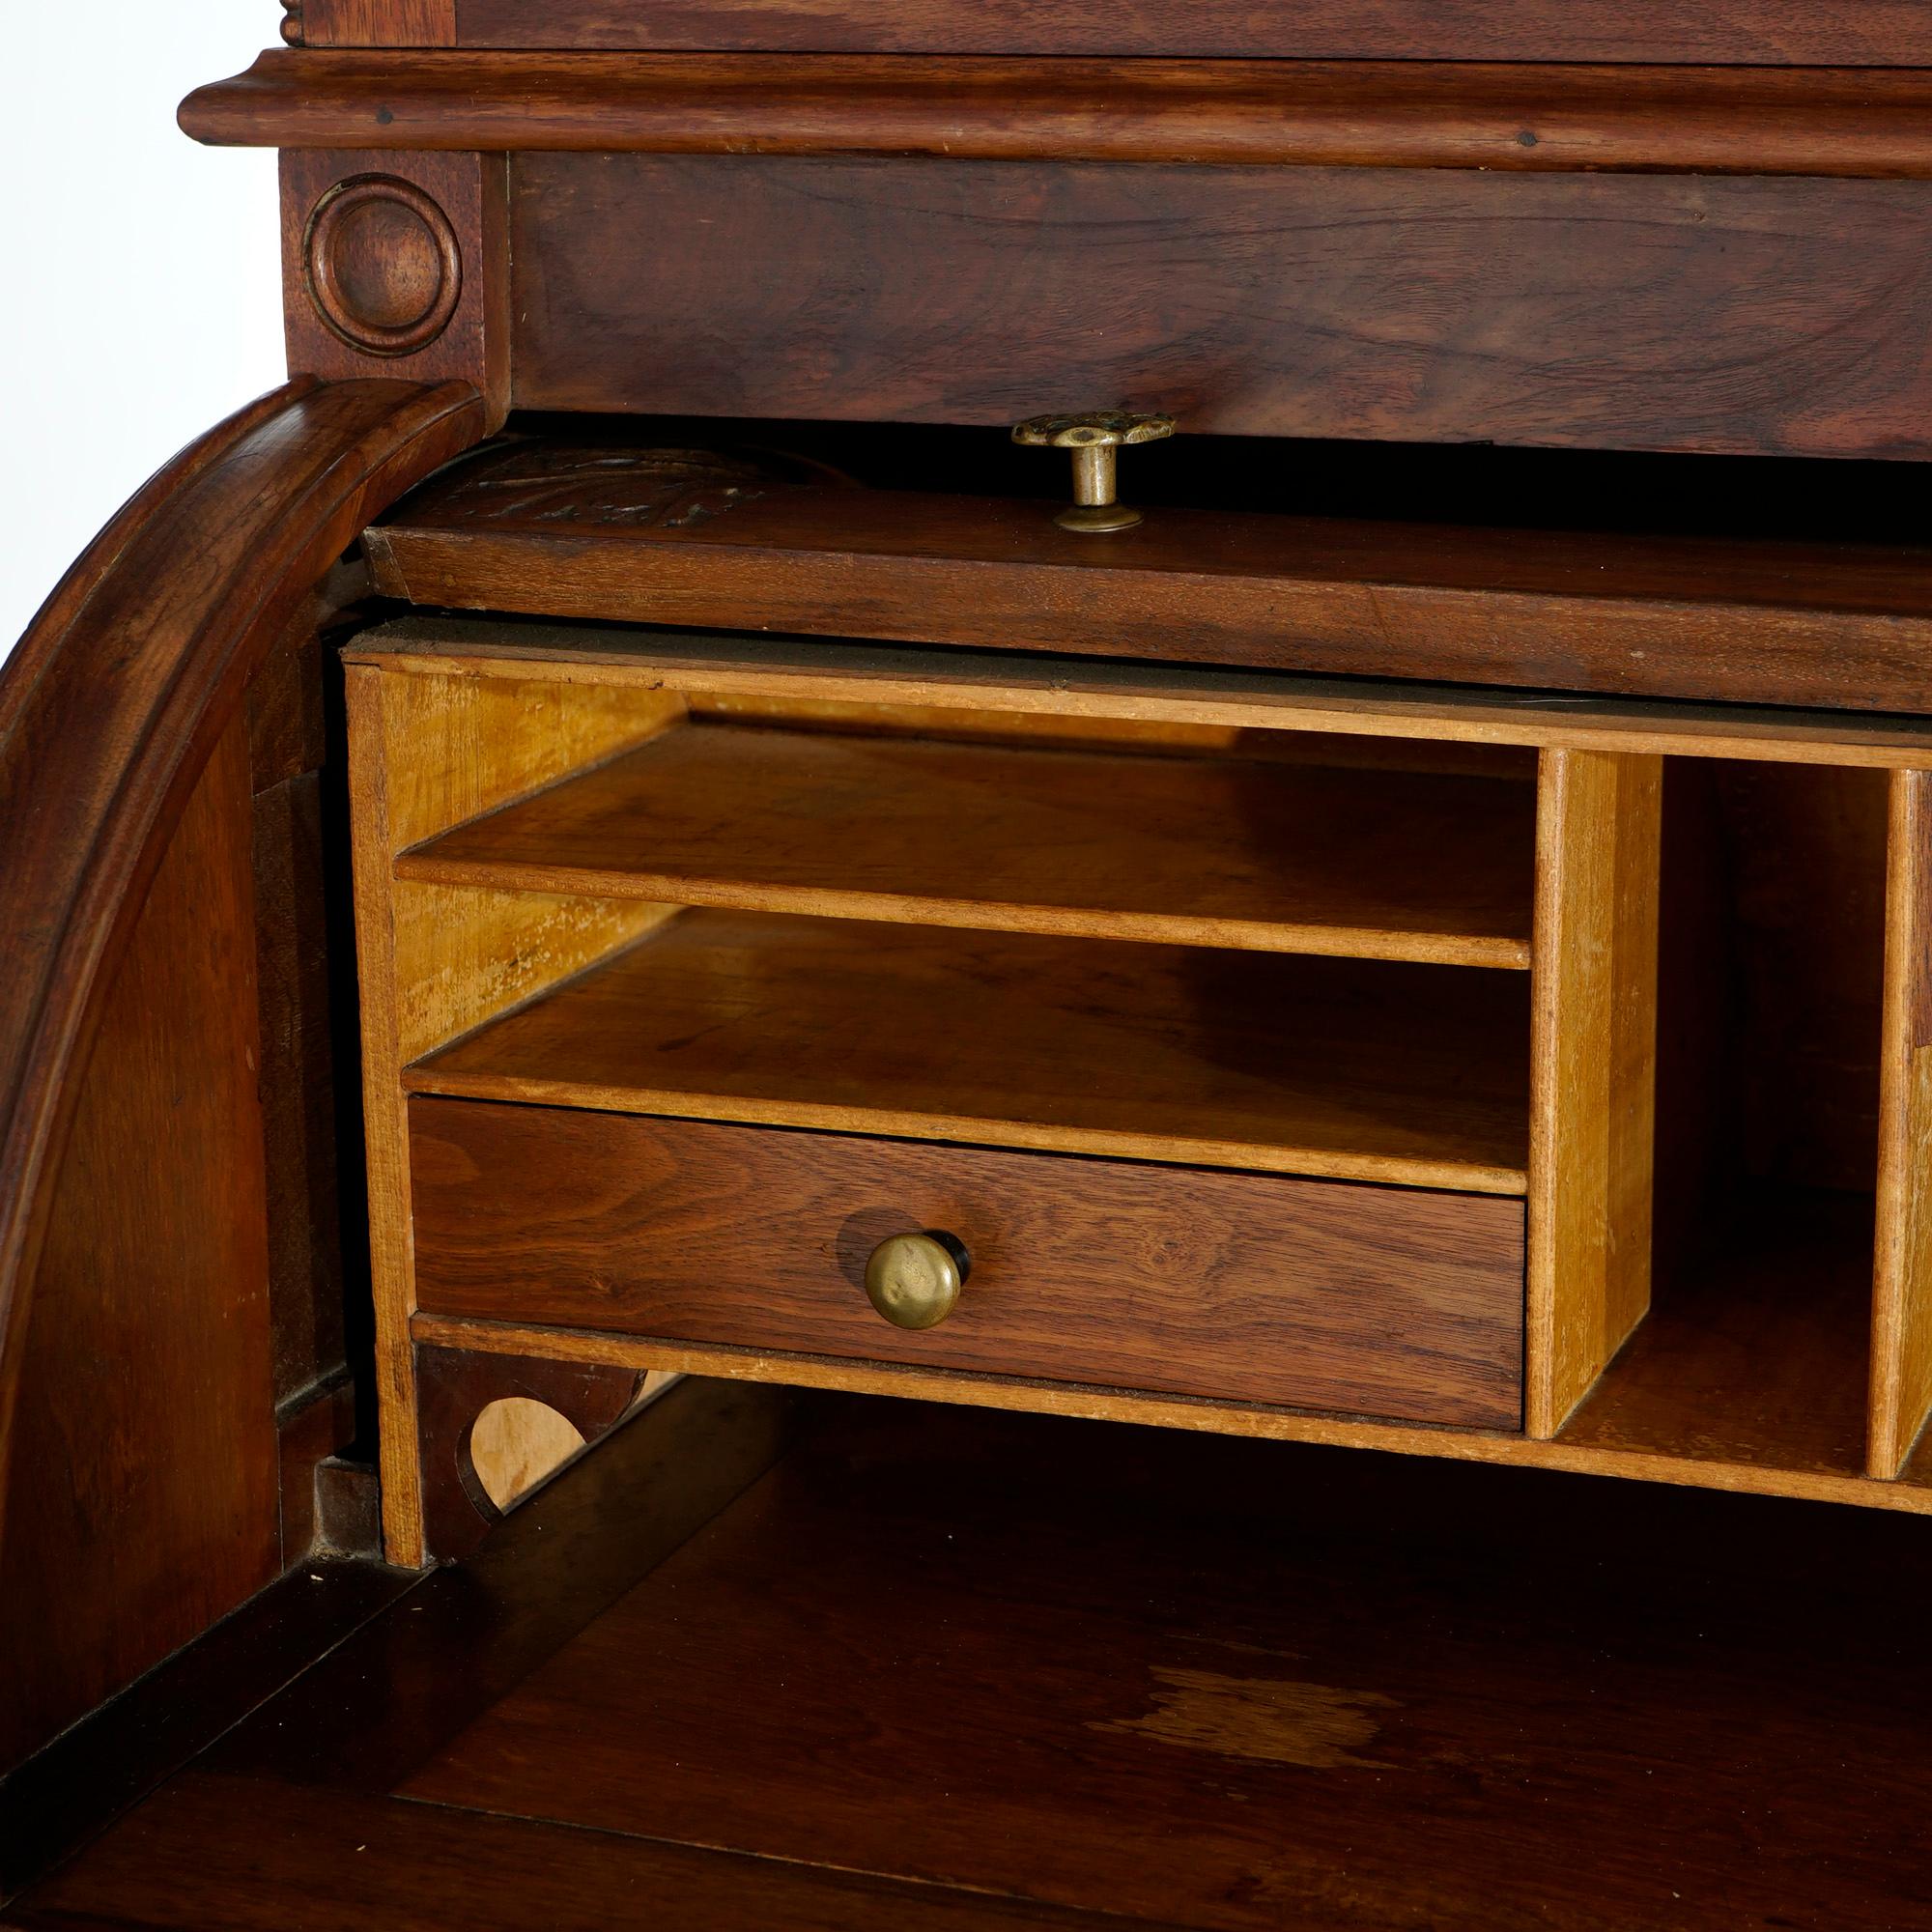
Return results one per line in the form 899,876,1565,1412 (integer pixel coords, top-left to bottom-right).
183,53,1932,178
498,156,1932,461
409,909,1533,1192
343,660,681,1563
404,719,1538,968
1526,750,1662,1436
0,381,482,1754
446,0,1932,62
384,1396,1932,1932
410,1102,1526,1428
0,727,277,1771
1871,769,1932,1476
349,621,1932,769
368,459,1932,713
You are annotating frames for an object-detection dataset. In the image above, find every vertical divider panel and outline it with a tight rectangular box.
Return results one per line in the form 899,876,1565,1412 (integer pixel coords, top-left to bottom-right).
1527,749,1663,1438
1870,769,1932,1478
343,663,684,1566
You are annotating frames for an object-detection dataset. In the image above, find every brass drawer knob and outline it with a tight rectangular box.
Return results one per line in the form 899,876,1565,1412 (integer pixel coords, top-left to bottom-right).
1012,410,1177,533
865,1231,970,1330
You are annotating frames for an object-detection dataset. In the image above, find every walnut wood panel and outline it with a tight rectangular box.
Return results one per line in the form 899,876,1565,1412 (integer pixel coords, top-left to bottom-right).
1526,750,1662,1437
409,910,1532,1192
404,719,1538,968
379,1399,1932,1932
280,152,507,423
370,455,1932,710
0,725,277,1772
449,0,1932,63
352,621,1932,769
411,1103,1526,1429
1872,770,1932,1477
0,379,483,1571
185,54,1932,179
6,1772,1156,1930
301,0,457,44
506,157,1932,460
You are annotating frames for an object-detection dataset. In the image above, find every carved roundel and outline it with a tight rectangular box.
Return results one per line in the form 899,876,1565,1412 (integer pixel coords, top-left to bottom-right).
302,175,462,358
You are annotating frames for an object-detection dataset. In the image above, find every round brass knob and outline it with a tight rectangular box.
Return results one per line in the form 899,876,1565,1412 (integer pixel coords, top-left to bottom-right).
864,1231,970,1330
1012,411,1177,533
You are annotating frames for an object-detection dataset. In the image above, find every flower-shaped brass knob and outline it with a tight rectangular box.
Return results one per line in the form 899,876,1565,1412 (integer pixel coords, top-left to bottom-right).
1012,411,1177,533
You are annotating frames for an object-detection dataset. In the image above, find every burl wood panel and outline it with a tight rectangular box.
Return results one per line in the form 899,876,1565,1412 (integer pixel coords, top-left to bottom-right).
405,719,1538,968
411,1102,1526,1428
408,909,1533,1193
452,0,1932,63
0,726,277,1772
513,156,1932,459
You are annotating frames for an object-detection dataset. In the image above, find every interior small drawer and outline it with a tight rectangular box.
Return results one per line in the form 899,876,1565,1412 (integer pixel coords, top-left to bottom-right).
410,1098,1525,1431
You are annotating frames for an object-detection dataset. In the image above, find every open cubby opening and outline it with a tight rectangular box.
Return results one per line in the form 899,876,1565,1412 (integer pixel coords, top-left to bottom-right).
388,689,1539,1192
1560,758,1889,1478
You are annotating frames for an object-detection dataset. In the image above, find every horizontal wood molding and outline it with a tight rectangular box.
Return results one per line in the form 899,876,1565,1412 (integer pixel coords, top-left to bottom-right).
181,52,1932,178
446,0,1932,65
410,1311,1932,1518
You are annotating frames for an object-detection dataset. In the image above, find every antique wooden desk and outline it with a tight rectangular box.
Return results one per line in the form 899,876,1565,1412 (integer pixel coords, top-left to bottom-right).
11,1,1932,1867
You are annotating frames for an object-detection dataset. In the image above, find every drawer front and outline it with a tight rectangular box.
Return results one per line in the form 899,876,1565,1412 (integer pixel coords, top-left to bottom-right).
411,1100,1524,1429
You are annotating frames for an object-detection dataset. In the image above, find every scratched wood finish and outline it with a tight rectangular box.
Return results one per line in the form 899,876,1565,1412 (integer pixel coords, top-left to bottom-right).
1526,750,1662,1437
1871,771,1932,1477
366,451,1932,715
404,719,1538,968
27,1392,1932,1929
448,0,1932,62
375,1399,1932,1932
184,55,1932,180
410,1102,1526,1428
409,910,1533,1193
499,156,1932,461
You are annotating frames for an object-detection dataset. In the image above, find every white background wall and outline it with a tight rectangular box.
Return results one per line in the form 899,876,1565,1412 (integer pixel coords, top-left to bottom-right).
0,3,286,663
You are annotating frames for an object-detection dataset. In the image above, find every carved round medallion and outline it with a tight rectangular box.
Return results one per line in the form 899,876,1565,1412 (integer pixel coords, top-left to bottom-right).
302,175,462,357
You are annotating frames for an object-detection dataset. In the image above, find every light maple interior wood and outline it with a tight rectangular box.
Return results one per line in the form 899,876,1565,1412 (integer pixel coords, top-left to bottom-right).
408,909,1533,1192
400,716,1539,968
346,637,1932,1533
1526,748,1662,1437
1870,768,1932,1476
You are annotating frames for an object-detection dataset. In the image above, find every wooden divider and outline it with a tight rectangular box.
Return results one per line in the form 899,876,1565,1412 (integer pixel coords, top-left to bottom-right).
343,667,682,1566
1527,749,1663,1437
1871,769,1932,1478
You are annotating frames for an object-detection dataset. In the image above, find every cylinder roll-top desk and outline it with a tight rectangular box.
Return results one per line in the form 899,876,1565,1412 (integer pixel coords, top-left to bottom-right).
10,4,1932,1909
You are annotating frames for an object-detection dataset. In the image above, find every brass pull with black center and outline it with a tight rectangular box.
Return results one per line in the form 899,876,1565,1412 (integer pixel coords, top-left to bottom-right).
864,1231,971,1330
1012,411,1177,532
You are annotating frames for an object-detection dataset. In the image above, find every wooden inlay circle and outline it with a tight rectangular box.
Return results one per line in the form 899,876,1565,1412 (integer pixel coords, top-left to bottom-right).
303,175,461,357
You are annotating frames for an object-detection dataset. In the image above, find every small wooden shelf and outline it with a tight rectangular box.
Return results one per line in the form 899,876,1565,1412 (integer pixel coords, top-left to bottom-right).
399,719,1537,968
407,909,1532,1192
1560,1187,1873,1480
